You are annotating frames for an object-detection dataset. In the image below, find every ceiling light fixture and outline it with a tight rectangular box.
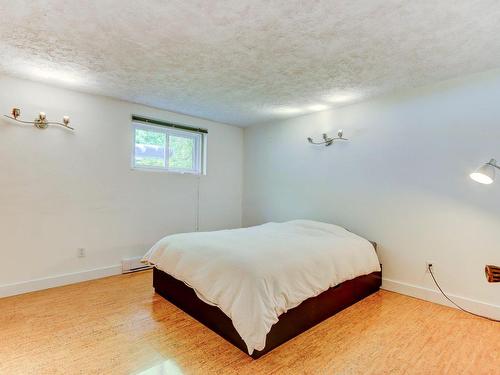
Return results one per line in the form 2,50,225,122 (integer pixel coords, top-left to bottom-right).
470,159,499,185
4,107,74,130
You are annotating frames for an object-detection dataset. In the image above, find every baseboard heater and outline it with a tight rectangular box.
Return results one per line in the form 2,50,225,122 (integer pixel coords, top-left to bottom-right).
122,257,152,274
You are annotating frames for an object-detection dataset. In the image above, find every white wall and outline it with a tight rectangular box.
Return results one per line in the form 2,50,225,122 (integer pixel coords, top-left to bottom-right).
0,75,243,296
244,69,500,317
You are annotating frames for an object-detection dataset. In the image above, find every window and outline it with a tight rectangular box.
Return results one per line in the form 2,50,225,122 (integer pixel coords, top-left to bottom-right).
132,119,205,174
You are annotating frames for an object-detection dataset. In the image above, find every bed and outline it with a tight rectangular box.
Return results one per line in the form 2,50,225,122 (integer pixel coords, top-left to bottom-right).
142,220,382,359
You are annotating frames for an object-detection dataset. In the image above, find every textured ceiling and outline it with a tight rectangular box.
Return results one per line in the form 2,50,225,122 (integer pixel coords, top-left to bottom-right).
2,1,500,126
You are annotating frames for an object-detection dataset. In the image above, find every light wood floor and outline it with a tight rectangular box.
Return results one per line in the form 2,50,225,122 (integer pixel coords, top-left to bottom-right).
1,271,498,375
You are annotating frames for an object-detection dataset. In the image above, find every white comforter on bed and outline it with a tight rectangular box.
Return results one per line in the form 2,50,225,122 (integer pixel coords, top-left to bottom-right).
142,220,380,354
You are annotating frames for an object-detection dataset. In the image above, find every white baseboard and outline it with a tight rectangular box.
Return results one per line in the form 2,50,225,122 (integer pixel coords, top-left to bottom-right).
2,268,498,321
0,265,122,298
382,278,500,320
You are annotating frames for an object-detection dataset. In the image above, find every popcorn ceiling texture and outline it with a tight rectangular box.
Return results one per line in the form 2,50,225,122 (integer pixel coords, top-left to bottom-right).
1,0,500,126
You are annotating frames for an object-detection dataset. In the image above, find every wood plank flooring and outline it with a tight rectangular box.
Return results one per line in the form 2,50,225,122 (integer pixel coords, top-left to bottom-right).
0,270,498,374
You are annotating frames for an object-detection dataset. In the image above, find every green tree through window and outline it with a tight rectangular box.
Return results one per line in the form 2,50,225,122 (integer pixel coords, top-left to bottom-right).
169,135,194,169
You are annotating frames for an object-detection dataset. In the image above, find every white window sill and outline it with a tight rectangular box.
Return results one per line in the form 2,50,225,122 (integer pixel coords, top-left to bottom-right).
130,166,203,176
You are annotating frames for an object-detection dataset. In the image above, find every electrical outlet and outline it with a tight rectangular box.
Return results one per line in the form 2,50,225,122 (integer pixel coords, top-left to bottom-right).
77,248,86,258
425,262,433,273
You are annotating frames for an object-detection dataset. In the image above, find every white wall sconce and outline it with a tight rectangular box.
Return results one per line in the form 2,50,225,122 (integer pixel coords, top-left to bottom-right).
307,129,348,146
470,159,499,185
4,107,74,130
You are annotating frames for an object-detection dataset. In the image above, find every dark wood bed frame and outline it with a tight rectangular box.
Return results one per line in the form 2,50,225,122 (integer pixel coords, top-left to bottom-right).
153,243,382,359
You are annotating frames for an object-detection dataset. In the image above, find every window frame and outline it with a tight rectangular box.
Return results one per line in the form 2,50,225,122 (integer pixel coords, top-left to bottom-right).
131,121,205,175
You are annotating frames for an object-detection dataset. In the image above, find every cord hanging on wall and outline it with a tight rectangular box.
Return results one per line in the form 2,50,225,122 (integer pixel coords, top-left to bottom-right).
4,108,74,130
307,129,347,146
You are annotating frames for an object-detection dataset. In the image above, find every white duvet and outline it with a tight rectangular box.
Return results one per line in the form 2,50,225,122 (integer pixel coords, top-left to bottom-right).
142,220,380,354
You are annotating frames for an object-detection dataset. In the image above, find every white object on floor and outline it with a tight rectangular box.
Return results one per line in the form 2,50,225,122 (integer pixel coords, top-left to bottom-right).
142,220,381,354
